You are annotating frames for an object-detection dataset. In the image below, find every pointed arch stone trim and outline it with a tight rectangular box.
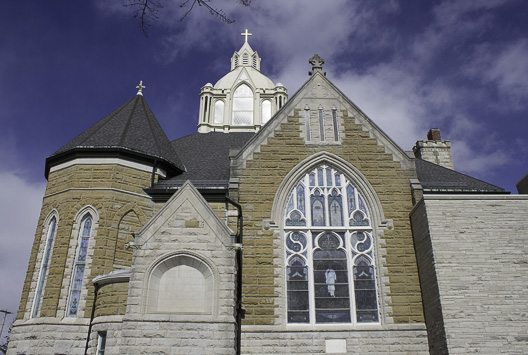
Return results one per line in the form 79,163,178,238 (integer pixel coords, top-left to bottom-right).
269,151,392,231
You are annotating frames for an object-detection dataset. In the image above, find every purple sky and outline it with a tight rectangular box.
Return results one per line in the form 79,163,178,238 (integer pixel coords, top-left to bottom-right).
1,0,527,338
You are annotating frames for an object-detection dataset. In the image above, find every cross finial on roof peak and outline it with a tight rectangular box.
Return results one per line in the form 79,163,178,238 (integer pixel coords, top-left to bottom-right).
309,54,325,75
136,81,146,96
241,29,252,43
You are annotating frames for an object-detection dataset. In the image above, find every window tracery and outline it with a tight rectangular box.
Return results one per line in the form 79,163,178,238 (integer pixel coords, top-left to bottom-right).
284,165,379,324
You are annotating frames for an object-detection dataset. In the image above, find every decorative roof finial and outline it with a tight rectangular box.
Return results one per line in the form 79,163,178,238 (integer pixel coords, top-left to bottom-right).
241,29,252,43
309,54,325,76
136,81,146,96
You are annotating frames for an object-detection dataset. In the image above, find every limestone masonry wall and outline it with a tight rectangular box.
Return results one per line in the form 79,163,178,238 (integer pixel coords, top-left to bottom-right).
411,195,528,354
10,163,157,354
237,107,423,326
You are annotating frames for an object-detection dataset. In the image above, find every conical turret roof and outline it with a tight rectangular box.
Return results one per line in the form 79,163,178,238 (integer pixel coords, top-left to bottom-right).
46,94,185,177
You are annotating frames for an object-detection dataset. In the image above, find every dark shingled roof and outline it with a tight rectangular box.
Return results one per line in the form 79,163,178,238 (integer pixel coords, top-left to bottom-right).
415,158,507,193
47,95,185,175
153,132,256,189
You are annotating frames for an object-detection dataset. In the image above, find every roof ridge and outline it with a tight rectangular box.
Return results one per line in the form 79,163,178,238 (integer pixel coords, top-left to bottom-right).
118,95,140,147
415,158,505,192
74,96,134,148
140,96,165,164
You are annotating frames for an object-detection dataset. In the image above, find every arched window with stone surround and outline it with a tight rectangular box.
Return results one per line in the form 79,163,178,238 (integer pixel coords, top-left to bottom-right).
261,100,272,124
67,212,94,317
284,164,380,324
232,84,253,125
31,213,58,318
147,254,214,314
214,100,224,124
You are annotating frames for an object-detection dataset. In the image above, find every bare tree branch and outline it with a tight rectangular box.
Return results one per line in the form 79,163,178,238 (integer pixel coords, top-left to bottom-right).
124,0,252,36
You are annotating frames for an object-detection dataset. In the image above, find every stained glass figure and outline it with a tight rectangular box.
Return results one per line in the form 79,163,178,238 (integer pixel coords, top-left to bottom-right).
297,184,305,214
346,185,355,215
314,233,350,323
329,190,343,226
311,191,325,226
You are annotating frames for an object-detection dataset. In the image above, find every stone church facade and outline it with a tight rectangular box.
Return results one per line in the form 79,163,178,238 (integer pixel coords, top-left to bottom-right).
8,34,528,354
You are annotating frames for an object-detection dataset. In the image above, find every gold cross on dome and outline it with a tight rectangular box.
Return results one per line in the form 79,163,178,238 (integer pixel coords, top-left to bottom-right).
241,29,252,43
136,81,146,96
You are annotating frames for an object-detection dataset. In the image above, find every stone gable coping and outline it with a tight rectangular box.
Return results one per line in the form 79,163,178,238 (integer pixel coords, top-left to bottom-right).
231,71,415,174
134,180,235,247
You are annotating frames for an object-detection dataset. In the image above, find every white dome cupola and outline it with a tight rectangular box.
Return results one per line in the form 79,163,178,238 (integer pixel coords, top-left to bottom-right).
198,29,288,133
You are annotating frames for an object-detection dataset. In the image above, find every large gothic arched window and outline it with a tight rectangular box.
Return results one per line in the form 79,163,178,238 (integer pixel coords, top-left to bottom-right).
232,84,253,125
284,165,379,324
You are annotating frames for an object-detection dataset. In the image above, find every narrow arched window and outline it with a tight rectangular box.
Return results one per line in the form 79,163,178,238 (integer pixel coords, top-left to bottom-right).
214,100,224,124
232,84,253,125
31,216,57,318
67,213,93,317
261,100,272,124
284,165,379,324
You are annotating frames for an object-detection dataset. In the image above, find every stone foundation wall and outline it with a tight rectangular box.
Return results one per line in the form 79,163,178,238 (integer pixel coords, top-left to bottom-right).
241,324,429,354
7,318,89,355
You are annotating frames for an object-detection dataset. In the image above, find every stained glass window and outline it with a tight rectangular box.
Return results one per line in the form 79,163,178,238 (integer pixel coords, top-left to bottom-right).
31,216,57,318
284,165,379,325
67,214,93,317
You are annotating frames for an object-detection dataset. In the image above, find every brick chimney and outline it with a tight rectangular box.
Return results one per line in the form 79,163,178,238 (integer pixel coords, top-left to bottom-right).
413,128,454,170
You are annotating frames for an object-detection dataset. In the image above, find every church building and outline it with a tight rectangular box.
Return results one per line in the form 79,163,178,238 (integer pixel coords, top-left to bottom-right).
8,31,528,354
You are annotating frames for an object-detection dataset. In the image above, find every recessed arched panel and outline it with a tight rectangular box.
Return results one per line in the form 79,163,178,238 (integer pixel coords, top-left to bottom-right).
147,255,214,314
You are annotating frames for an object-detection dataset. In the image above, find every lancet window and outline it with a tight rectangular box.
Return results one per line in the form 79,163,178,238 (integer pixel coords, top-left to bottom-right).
232,84,254,125
284,165,379,325
67,213,93,317
31,215,57,318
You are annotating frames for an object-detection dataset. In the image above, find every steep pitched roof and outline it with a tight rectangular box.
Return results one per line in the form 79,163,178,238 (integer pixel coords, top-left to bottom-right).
159,132,255,187
415,158,506,193
47,94,185,177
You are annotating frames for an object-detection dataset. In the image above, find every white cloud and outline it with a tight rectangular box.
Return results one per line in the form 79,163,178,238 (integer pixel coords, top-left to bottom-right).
0,172,45,337
450,140,511,175
465,40,528,110
95,0,521,181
